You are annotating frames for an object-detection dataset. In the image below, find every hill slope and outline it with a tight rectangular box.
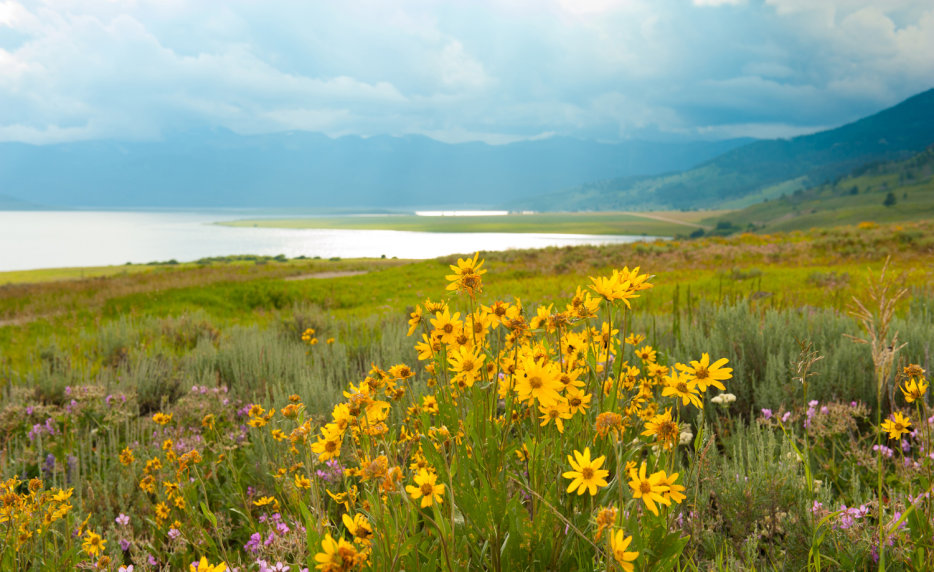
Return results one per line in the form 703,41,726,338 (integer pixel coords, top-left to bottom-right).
704,147,934,234
518,88,934,211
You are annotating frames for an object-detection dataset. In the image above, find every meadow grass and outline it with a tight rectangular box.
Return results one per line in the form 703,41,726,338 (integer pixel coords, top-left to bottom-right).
1,221,933,570
217,211,717,236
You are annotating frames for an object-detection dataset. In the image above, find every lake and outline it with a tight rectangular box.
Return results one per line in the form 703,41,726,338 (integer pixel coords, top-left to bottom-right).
0,210,658,272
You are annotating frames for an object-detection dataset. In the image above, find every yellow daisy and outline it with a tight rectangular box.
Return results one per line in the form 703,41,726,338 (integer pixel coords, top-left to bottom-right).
406,469,446,508
609,529,640,572
881,412,912,440
563,447,610,496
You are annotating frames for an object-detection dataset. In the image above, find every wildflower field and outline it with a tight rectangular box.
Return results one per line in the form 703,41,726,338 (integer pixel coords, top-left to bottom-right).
1,221,933,571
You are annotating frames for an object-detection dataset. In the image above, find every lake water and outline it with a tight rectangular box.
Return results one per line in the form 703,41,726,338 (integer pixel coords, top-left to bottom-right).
0,210,657,272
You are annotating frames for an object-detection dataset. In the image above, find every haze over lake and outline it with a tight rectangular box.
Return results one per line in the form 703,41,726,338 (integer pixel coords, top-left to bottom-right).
0,211,656,272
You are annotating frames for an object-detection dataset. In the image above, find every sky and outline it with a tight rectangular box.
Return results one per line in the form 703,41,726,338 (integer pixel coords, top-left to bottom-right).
0,0,932,145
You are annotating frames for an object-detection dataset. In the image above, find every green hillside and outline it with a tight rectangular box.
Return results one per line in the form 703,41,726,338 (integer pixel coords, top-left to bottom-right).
706,147,934,233
518,88,934,211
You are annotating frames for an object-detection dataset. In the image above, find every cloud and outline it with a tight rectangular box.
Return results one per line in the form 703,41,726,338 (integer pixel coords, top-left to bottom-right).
693,0,745,7
0,0,932,145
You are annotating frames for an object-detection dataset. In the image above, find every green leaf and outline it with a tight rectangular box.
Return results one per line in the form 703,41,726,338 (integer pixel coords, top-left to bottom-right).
199,501,217,527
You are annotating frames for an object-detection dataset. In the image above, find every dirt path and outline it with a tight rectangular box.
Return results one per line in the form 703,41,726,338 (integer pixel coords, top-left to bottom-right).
0,315,39,328
283,270,369,281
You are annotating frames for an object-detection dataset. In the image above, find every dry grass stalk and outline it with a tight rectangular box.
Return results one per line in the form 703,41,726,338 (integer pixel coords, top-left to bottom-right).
844,257,908,406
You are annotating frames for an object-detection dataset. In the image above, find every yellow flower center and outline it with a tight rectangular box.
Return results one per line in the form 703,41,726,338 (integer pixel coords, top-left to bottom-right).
659,422,678,440
640,481,652,494
529,376,543,389
420,482,435,497
581,467,594,480
325,441,337,453
443,324,454,334
695,366,709,379
676,381,688,393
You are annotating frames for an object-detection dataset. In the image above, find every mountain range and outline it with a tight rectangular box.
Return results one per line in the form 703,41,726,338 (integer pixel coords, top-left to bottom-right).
1,87,932,211
0,131,748,209
522,88,934,211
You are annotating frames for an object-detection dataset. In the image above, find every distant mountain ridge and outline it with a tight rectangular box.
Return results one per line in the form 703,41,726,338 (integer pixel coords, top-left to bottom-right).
518,88,934,211
0,130,749,209
0,193,49,210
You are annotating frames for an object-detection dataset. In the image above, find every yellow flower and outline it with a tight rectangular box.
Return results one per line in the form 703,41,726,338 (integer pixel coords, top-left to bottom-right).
405,469,446,508
421,395,439,414
565,387,592,415
52,488,73,503
661,471,686,505
163,480,180,499
563,447,610,496
901,377,928,403
624,333,646,346
202,414,216,430
190,556,227,572
514,359,563,406
594,412,623,439
676,353,732,392
342,512,374,545
588,267,652,307
634,345,657,363
609,529,640,572
539,400,573,433
311,424,343,462
447,345,486,387
119,447,135,466
661,372,704,409
253,496,279,510
82,530,106,557
294,473,312,490
628,462,672,516
139,475,156,494
566,285,602,319
154,502,170,521
430,308,463,346
445,252,486,296
594,505,618,541
407,305,423,337
389,363,414,380
642,408,680,451
358,455,389,482
881,412,912,440
314,533,363,571
903,364,925,378
152,412,173,425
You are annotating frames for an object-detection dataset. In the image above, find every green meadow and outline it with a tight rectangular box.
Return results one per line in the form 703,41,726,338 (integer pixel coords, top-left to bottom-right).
218,210,727,237
1,221,933,570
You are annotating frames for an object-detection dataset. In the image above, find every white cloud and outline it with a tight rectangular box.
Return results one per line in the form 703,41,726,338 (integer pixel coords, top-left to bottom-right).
693,0,745,7
695,121,833,140
438,40,490,90
0,0,931,144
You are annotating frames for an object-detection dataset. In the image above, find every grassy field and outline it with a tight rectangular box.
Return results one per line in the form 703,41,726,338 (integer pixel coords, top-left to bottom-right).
2,221,934,570
218,210,730,236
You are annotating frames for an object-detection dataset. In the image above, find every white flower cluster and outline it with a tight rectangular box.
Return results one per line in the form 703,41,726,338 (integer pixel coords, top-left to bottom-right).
679,424,694,446
710,393,736,406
